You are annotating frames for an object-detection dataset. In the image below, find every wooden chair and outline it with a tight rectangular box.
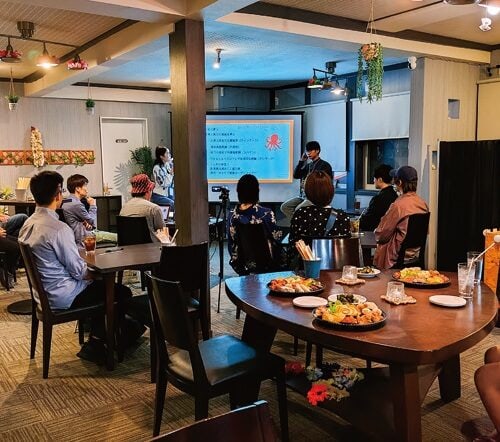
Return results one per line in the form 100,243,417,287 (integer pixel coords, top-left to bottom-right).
146,273,288,440
305,236,363,366
0,251,15,291
19,241,104,379
116,215,152,289
394,212,430,269
230,223,281,319
152,400,277,442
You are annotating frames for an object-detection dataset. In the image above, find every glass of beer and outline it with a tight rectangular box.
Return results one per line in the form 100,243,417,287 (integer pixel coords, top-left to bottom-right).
350,217,360,236
83,233,96,255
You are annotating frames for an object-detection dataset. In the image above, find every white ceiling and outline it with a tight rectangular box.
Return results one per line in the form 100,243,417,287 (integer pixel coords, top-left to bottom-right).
0,0,498,91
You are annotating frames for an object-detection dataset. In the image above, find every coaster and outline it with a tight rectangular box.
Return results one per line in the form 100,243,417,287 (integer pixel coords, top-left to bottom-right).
381,294,417,305
335,278,365,286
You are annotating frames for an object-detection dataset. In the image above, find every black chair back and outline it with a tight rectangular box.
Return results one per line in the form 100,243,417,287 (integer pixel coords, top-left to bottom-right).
308,237,363,270
18,242,54,320
146,273,205,381
116,215,152,246
395,212,430,268
153,400,277,442
235,223,275,275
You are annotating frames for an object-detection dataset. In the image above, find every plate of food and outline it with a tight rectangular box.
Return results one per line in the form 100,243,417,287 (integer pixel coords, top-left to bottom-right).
313,300,386,330
327,293,367,304
392,267,451,288
357,266,381,278
267,275,324,296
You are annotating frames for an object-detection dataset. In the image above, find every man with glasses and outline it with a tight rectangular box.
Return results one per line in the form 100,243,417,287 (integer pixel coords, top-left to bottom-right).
19,171,143,364
359,164,398,231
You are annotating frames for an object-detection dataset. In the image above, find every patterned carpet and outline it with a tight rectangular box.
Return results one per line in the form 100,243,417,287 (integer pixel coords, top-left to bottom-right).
0,268,498,442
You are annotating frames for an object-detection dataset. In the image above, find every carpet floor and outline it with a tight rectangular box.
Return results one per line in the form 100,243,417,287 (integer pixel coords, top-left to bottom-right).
0,267,498,441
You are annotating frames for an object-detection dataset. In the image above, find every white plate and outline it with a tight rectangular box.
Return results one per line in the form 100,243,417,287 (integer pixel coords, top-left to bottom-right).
328,294,367,304
292,296,328,309
429,295,467,308
357,268,381,278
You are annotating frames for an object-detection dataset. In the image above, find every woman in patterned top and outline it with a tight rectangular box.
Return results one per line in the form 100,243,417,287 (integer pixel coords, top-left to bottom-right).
288,171,350,266
227,174,283,274
151,146,175,208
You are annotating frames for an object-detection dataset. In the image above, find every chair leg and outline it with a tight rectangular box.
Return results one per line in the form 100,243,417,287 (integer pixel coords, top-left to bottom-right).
153,369,168,436
366,359,372,369
150,330,157,383
194,395,209,421
30,314,39,359
236,307,241,319
315,345,323,367
293,336,299,356
78,319,85,345
117,270,124,285
140,271,146,291
275,369,290,442
42,322,53,379
305,342,313,367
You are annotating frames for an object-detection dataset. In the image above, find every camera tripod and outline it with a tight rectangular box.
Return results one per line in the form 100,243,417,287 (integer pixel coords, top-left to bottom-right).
214,190,230,313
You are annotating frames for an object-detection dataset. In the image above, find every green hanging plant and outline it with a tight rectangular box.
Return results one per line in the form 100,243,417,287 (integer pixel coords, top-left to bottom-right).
357,43,384,103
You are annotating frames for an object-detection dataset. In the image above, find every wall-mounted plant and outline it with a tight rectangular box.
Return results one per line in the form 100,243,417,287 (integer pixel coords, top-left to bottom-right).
356,0,384,103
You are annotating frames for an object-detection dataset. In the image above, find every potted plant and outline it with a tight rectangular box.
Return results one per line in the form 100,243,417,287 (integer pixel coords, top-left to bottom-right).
130,146,154,178
6,94,19,111
86,98,95,115
356,42,384,102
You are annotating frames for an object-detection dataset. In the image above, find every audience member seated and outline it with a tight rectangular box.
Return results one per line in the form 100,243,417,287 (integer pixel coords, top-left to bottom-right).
151,146,175,208
19,171,144,364
359,164,398,231
227,174,283,274
119,174,165,243
62,174,117,245
280,141,333,220
374,166,429,270
0,212,28,289
288,171,350,267
474,345,500,441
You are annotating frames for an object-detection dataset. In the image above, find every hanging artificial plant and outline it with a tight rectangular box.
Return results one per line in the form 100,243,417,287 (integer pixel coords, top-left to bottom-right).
6,68,19,111
86,79,95,114
356,0,384,103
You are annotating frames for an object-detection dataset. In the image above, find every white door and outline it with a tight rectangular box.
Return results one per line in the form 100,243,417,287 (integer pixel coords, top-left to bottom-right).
100,118,148,202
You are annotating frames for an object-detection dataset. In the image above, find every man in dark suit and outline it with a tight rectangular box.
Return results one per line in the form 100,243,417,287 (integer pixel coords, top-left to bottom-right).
359,164,398,231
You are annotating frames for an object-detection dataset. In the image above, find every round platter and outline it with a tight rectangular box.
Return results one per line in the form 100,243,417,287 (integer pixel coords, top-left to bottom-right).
293,296,328,308
266,282,324,297
327,294,367,304
357,268,381,278
312,308,387,331
392,272,451,289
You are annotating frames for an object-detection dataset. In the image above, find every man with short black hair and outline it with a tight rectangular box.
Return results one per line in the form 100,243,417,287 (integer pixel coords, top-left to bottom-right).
280,141,333,220
63,174,117,245
374,166,429,269
19,171,141,364
359,164,398,231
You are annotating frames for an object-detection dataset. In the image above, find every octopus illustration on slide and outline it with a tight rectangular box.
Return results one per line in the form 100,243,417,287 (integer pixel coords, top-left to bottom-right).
265,133,282,150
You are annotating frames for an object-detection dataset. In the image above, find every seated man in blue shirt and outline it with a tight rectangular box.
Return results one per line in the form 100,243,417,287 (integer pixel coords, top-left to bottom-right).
62,174,117,245
19,171,142,364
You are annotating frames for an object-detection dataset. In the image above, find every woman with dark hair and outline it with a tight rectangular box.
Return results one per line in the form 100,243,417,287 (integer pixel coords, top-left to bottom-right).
151,146,175,208
288,171,350,265
227,174,283,274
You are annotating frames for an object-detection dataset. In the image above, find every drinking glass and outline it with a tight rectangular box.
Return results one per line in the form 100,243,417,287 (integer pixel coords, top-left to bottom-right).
303,258,321,279
342,265,358,281
467,251,483,284
350,218,360,236
83,233,96,255
457,262,475,298
386,281,405,302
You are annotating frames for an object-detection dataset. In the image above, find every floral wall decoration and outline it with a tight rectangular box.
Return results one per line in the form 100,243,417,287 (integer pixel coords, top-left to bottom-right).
30,126,45,167
0,149,95,166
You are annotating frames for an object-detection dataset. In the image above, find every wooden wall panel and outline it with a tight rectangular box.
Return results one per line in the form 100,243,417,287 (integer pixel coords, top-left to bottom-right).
477,80,500,141
0,83,170,196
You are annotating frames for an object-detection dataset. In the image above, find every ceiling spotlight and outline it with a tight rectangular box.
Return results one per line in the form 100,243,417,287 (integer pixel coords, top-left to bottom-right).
479,16,492,30
36,42,59,68
0,37,22,63
479,3,500,14
443,0,481,4
213,48,222,69
17,21,35,39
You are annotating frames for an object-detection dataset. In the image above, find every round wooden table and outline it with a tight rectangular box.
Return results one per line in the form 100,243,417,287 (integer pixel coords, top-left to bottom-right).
225,270,497,442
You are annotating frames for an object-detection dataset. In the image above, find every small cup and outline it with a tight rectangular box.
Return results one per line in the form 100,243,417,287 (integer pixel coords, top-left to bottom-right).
350,218,360,236
467,251,483,285
342,265,358,281
83,233,96,255
303,258,321,279
15,189,27,201
457,262,475,298
386,281,405,301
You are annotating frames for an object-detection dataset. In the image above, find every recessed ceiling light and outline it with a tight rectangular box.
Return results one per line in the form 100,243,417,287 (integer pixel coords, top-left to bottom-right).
443,0,481,4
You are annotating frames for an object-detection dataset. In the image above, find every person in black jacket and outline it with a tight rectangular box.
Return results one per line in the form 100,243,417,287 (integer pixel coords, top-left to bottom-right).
359,164,398,231
280,141,333,220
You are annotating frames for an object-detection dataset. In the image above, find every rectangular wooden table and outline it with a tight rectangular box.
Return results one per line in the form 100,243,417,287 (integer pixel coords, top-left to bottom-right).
82,243,162,370
225,270,497,441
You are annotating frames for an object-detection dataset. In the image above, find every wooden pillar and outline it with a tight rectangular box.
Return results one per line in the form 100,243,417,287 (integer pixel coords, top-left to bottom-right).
169,19,208,245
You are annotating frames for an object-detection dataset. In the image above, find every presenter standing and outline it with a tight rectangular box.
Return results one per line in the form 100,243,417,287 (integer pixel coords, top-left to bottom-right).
151,146,175,208
280,141,333,220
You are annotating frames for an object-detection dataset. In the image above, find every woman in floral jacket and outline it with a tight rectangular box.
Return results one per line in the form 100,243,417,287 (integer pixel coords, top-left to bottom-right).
227,174,283,274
